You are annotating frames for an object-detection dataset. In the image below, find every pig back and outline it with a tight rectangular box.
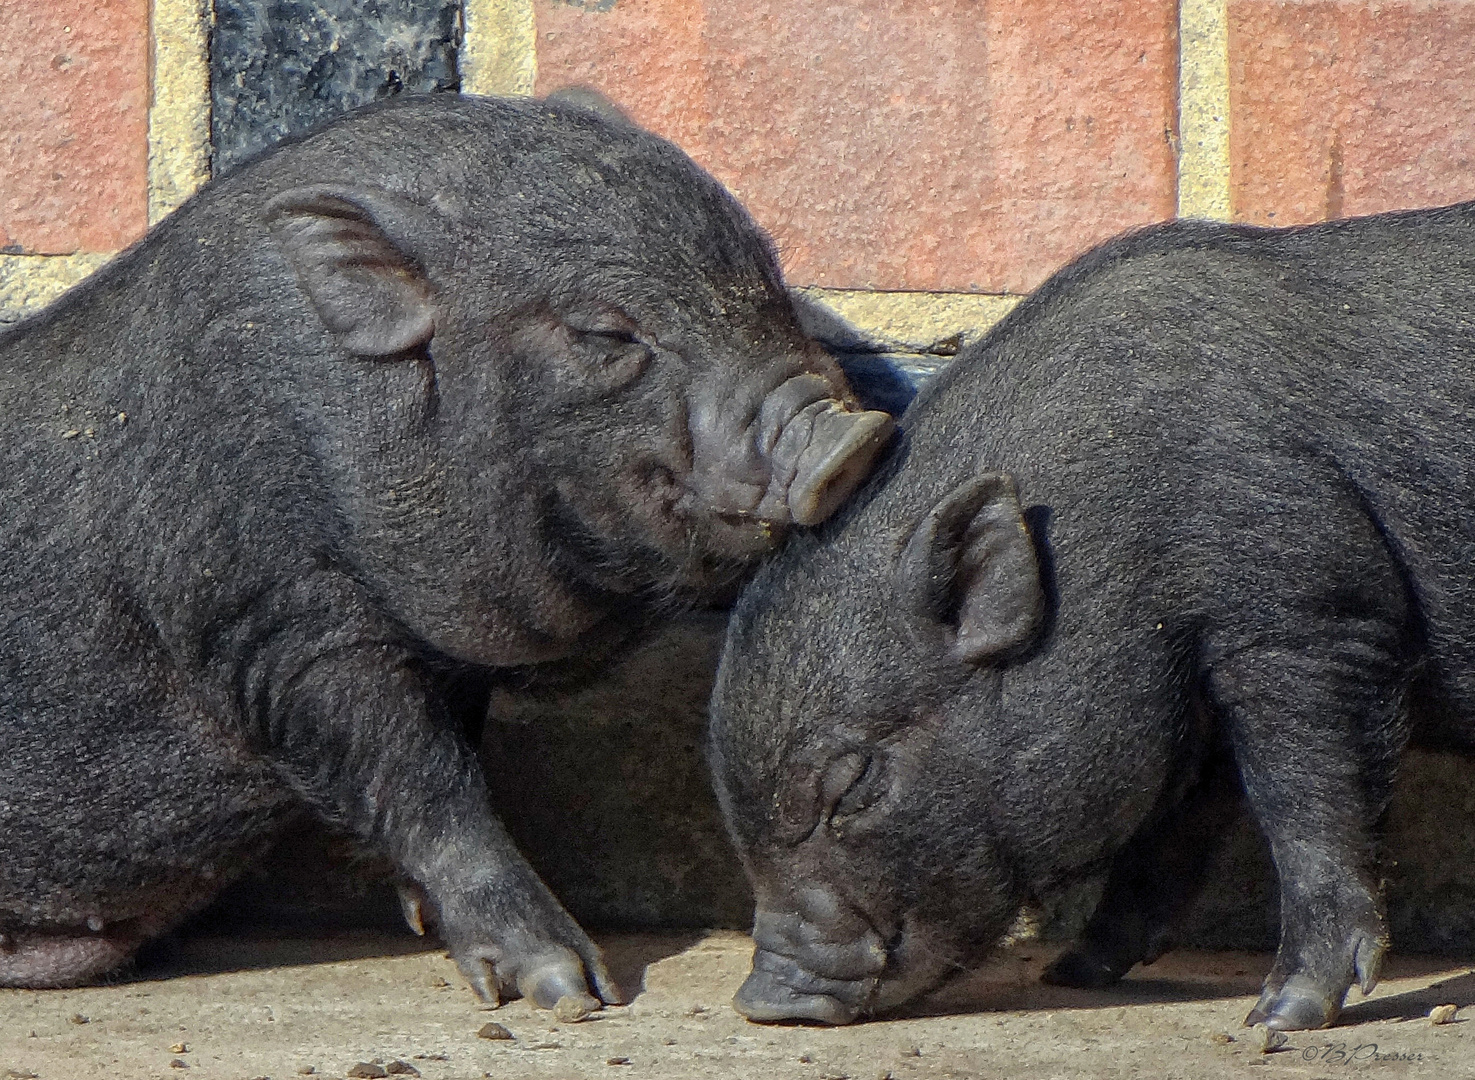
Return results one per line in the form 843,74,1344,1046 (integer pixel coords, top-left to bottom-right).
900,205,1475,741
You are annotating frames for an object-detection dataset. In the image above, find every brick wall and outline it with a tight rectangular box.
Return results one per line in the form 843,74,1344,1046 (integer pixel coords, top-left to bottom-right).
6,1,1475,330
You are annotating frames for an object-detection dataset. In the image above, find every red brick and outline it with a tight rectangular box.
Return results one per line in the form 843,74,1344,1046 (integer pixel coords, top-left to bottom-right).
536,0,1178,293
0,0,150,255
1230,1,1475,227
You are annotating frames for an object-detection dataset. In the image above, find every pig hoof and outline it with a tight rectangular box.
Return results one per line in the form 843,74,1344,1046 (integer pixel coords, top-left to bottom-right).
397,882,429,936
517,949,609,1011
452,940,622,1011
1041,946,1130,989
455,956,502,1009
1244,978,1338,1031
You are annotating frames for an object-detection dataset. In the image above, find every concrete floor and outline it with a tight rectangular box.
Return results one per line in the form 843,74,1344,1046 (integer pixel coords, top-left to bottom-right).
1,933,1472,1080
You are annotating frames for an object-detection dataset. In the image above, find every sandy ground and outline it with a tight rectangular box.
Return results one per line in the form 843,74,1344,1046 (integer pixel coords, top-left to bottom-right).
1,932,1471,1080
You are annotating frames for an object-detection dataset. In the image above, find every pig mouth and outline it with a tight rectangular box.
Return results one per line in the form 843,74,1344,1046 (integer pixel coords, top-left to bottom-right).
543,492,754,606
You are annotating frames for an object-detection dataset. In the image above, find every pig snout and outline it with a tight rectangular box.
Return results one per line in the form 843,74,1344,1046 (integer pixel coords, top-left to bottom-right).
733,899,888,1025
691,373,895,531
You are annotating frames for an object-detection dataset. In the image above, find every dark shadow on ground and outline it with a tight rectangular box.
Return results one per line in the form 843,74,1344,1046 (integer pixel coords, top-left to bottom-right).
127,929,436,982
123,928,710,1005
887,947,1270,1020
883,948,1475,1025
1340,970,1475,1025
598,931,711,1002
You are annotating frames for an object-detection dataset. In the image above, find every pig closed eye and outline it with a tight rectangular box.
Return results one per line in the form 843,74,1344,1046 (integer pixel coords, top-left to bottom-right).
823,752,887,828
572,328,653,389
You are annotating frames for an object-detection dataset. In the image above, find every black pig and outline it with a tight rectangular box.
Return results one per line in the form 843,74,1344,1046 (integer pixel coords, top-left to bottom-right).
710,204,1475,1030
0,93,893,1011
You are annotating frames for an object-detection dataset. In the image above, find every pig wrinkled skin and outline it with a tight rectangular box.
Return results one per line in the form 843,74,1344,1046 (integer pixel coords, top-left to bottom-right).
0,92,892,1010
710,204,1475,1031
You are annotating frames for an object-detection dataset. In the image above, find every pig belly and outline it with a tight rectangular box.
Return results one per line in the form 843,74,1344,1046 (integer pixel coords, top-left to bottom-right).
0,699,300,939
1409,631,1475,752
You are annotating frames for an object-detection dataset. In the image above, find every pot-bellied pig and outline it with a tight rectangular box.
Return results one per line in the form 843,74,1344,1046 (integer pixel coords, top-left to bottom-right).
0,92,893,1014
710,203,1475,1031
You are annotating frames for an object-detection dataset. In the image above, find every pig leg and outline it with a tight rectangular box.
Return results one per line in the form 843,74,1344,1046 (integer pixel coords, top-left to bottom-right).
1042,752,1243,988
244,595,620,1011
1204,626,1410,1031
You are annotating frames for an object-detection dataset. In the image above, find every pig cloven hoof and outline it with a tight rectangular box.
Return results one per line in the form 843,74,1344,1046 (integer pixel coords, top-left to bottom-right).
1244,976,1338,1031
518,948,620,1011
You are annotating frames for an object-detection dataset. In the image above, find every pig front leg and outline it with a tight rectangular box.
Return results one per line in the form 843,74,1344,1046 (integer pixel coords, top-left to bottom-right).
1203,621,1413,1031
243,606,620,1011
1043,751,1244,989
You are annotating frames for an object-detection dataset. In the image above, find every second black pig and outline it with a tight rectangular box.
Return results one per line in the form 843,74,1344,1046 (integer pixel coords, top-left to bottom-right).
711,203,1475,1031
0,92,893,1013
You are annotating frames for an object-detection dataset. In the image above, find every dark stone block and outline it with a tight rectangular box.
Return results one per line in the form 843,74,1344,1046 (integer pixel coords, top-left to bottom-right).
480,612,754,931
211,0,461,173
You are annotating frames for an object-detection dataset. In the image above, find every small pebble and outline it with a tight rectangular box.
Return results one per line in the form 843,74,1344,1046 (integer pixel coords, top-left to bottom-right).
606,1057,631,1066
1209,1032,1235,1045
68,1013,89,1025
1430,1004,1459,1025
385,1063,420,1077
347,1065,388,1079
169,1043,189,1054
553,995,594,1023
476,1022,513,1041
169,1060,189,1070
1251,1024,1286,1054
899,1046,922,1058
296,1068,316,1076
428,976,450,988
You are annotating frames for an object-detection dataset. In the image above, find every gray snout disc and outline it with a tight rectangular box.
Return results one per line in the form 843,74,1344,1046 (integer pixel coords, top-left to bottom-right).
732,968,861,1025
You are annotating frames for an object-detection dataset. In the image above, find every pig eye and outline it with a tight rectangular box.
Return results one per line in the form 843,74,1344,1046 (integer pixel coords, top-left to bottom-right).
824,752,887,827
571,327,653,388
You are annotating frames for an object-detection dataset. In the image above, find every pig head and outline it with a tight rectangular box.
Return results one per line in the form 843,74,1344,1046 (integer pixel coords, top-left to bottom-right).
250,95,893,663
710,472,1044,1023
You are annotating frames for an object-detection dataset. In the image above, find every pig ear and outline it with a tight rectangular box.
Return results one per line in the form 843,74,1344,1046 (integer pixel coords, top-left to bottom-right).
895,472,1045,664
263,184,439,357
